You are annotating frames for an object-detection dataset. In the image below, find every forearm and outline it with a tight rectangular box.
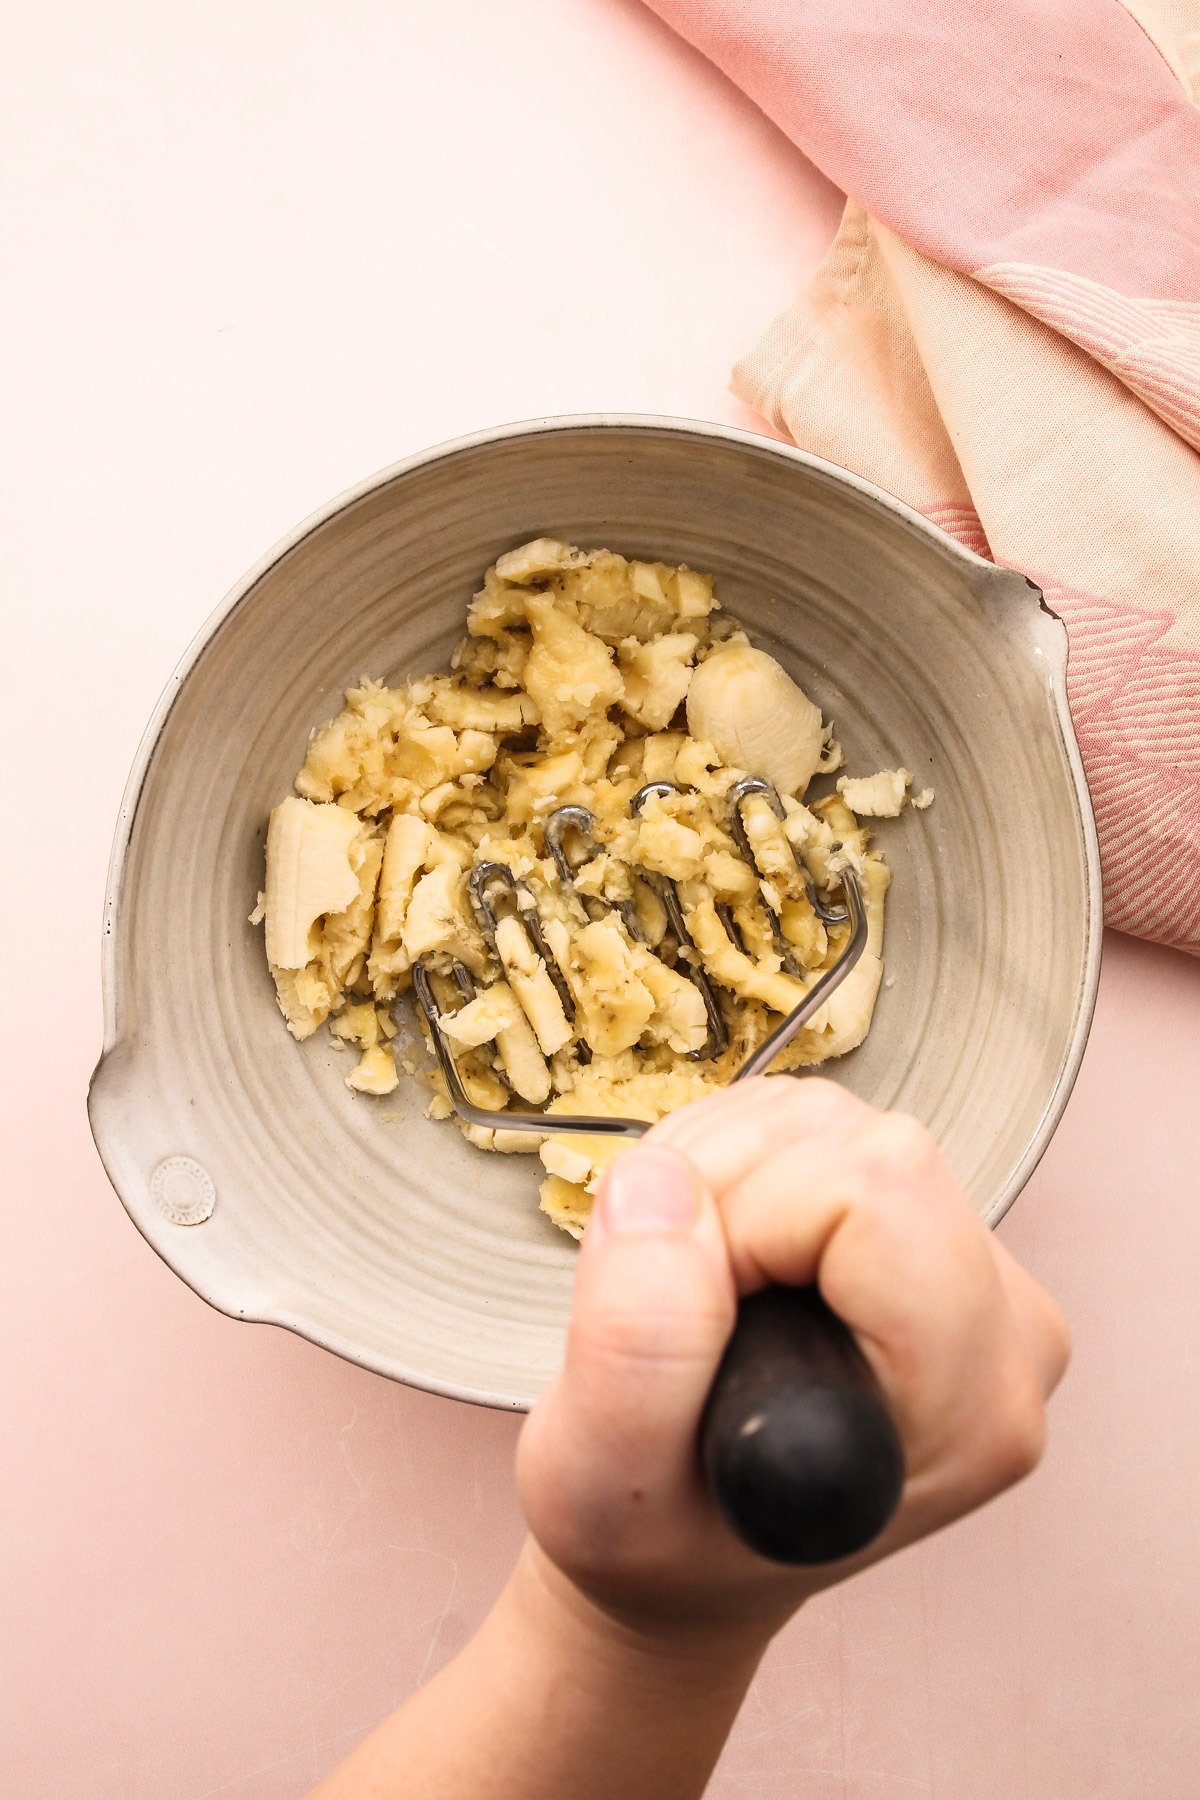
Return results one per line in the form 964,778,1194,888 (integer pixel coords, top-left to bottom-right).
308,1538,767,1800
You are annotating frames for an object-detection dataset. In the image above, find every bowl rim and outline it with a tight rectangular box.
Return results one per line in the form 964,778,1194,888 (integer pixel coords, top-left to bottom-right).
89,413,1103,1398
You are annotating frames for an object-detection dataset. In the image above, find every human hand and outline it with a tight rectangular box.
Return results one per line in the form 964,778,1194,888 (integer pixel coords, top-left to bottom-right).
310,1076,1070,1800
517,1076,1069,1657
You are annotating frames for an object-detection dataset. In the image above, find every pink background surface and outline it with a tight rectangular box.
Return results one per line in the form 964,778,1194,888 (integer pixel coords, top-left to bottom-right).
3,2,1199,1794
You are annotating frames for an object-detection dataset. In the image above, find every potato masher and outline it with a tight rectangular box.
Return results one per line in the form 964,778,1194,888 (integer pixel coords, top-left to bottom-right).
411,774,905,1565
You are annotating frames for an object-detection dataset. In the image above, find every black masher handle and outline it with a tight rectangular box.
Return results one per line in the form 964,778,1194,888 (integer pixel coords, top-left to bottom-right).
700,1286,906,1565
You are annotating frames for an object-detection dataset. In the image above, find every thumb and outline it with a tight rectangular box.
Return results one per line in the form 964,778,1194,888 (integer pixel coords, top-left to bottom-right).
518,1146,736,1571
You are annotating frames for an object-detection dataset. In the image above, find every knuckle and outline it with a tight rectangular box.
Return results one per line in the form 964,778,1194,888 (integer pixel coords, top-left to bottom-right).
1039,1294,1073,1385
857,1111,938,1180
777,1075,866,1133
983,1381,1047,1489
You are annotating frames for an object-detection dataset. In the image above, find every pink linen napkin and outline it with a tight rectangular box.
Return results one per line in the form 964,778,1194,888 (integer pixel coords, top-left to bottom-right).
644,0,1200,955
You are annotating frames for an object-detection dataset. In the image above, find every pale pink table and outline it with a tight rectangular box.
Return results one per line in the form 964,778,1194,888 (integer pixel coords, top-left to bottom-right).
4,3,1198,1794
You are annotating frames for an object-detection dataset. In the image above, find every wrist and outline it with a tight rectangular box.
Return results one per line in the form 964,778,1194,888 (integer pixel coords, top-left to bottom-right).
505,1538,771,1700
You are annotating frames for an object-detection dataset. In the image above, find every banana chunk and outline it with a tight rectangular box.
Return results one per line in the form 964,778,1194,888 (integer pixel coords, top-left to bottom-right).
618,632,698,732
567,919,656,1058
329,1001,383,1049
270,965,337,1041
682,889,810,1016
319,831,384,993
346,1043,398,1095
495,537,586,585
635,793,705,881
439,983,522,1049
687,643,824,797
427,686,533,735
438,979,551,1104
782,860,890,1064
494,1009,552,1104
539,1173,593,1240
264,797,362,970
376,815,439,942
494,914,573,1056
370,818,471,997
522,596,623,740
637,956,709,1055
403,865,488,974
837,768,912,817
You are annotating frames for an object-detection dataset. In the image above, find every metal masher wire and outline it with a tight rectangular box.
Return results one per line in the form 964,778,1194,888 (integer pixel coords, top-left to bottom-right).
410,776,867,1139
724,774,850,974
411,961,645,1138
466,861,578,1024
544,805,643,943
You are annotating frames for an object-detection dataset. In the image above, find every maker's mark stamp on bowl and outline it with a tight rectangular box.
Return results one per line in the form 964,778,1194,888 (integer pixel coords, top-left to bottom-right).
151,1156,216,1226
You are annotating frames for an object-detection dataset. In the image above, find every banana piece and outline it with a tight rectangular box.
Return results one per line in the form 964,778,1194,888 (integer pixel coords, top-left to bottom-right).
427,686,533,734
495,538,586,585
674,734,728,796
438,979,552,1105
640,731,687,784
686,643,825,797
493,1008,552,1104
370,818,471,997
318,831,383,993
402,865,489,975
681,888,810,1016
739,796,805,897
521,595,624,740
539,1172,593,1240
670,566,715,619
328,1000,382,1050
784,859,890,1062
376,815,438,945
464,1121,545,1153
836,768,912,817
544,913,687,1059
779,892,828,969
502,748,585,827
539,1139,596,1186
702,848,758,904
264,797,362,970
617,632,698,732
494,914,573,1057
269,965,336,1041
632,878,668,946
567,919,656,1058
346,1043,398,1095
635,804,705,882
438,982,523,1050
636,954,708,1055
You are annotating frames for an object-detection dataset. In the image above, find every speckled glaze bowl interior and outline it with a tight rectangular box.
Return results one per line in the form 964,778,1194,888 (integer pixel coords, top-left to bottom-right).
89,418,1102,1408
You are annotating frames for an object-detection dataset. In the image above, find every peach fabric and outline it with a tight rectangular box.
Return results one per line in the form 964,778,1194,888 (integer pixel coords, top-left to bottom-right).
643,0,1200,954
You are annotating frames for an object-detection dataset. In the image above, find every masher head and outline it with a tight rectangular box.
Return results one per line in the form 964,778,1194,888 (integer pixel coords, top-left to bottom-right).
411,775,867,1139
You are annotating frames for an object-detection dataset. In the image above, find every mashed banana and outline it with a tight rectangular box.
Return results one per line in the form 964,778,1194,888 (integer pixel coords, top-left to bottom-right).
254,540,926,1235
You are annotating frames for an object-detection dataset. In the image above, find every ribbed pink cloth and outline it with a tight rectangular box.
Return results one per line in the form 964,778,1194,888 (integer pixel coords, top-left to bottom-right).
644,0,1200,954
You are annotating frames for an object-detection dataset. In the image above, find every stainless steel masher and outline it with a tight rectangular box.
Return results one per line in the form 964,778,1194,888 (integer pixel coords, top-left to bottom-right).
410,774,904,1566
413,775,866,1128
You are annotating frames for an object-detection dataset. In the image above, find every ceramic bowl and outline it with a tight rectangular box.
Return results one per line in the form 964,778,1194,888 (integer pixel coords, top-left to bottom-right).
89,417,1102,1408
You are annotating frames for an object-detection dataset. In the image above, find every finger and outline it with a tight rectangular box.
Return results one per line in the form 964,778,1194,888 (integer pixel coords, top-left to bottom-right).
990,1237,1072,1396
714,1112,1053,1511
714,1113,1007,1419
518,1146,735,1570
647,1075,870,1198
714,1108,975,1303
